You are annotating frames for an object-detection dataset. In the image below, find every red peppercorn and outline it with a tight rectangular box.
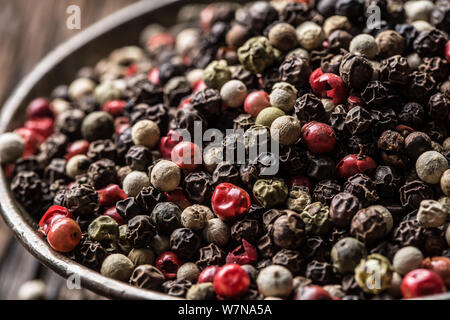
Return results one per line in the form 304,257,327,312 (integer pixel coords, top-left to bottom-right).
178,97,191,110
102,100,127,116
155,251,182,279
211,183,251,221
422,257,450,287
336,154,377,179
288,175,312,189
198,265,221,283
193,80,207,93
301,121,336,154
24,117,54,140
401,268,445,299
14,127,44,157
244,91,271,118
46,217,82,253
65,140,89,160
147,33,175,52
103,206,126,226
164,187,191,210
310,70,348,104
213,264,250,299
294,285,332,300
148,67,160,85
445,40,450,63
38,205,73,236
26,97,53,119
171,141,202,171
160,129,183,159
97,184,128,207
226,239,258,265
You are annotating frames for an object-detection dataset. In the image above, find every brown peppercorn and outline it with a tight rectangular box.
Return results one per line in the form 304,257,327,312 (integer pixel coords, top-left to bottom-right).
330,192,361,228
126,215,157,248
375,30,405,58
413,29,448,57
339,53,373,90
294,93,326,123
129,264,165,290
313,180,342,206
170,228,200,260
162,279,192,298
379,55,410,85
279,55,312,88
361,81,389,108
392,219,426,248
65,183,99,217
306,260,337,285
272,211,305,249
212,161,240,186
407,71,436,102
73,234,107,271
257,233,280,259
350,207,389,244
272,249,303,275
404,132,432,160
88,159,118,190
231,219,261,244
203,218,230,247
328,30,352,51
378,130,404,153
343,174,379,207
428,92,449,120
196,243,226,270
268,23,298,52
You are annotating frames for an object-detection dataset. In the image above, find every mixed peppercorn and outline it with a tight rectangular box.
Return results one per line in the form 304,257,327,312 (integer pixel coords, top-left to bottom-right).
1,0,450,300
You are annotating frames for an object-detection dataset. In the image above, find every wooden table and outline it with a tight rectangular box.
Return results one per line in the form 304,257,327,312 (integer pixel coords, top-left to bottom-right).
0,0,137,299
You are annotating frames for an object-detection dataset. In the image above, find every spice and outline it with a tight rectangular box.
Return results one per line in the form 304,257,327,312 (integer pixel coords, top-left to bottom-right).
177,263,200,282
122,171,150,197
270,115,301,146
128,248,155,266
392,246,424,276
127,215,157,248
238,37,276,74
88,159,118,190
100,253,134,282
81,111,115,142
202,218,230,247
301,122,336,155
220,80,247,108
416,151,448,184
131,120,160,149
213,264,250,299
268,23,298,52
296,22,325,50
349,34,379,59
350,207,389,244
330,193,361,227
170,228,200,260
331,237,367,274
300,202,332,236
279,55,312,88
286,185,311,212
203,60,231,90
255,107,285,128
0,133,24,164
417,199,447,228
441,169,450,196
257,265,293,298
151,202,182,235
339,53,373,89
253,179,288,209
355,254,394,294
211,183,251,221
150,160,181,192
47,217,82,253
129,264,165,289
88,215,119,243
401,268,445,299
270,82,297,112
186,283,216,300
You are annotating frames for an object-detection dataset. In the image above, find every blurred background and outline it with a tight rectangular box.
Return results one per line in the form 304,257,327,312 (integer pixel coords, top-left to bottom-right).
0,0,140,300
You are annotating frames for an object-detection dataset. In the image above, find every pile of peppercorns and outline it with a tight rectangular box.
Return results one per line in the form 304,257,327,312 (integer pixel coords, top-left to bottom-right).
1,0,450,300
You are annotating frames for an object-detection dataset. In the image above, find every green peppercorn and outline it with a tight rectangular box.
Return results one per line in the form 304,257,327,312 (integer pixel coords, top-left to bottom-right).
94,80,121,105
253,179,289,209
131,120,161,149
0,133,24,164
270,115,301,146
128,248,155,266
220,80,248,108
331,237,367,274
417,199,447,228
181,204,211,231
255,107,285,128
257,265,293,298
392,246,424,276
270,82,298,112
150,160,181,192
300,202,332,236
123,171,150,197
238,36,277,74
203,60,231,90
354,254,393,295
186,283,216,300
268,23,298,52
100,253,135,282
88,216,119,243
286,185,311,212
177,262,200,282
81,111,115,142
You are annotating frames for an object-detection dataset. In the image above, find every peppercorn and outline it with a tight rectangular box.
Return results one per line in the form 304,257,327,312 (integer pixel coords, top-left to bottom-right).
268,23,298,52
313,180,341,206
0,133,24,164
177,262,200,283
331,237,367,274
350,206,390,244
100,253,134,282
219,80,247,108
344,173,379,206
203,145,223,173
414,29,448,57
126,215,157,248
170,228,200,260
81,111,114,142
339,53,374,90
122,171,150,197
330,192,361,227
186,282,216,300
417,199,447,228
286,185,311,213
65,183,99,217
279,55,312,88
150,202,182,235
128,248,155,266
416,151,448,185
148,160,181,192
271,211,305,250
253,179,288,209
88,215,119,245
441,169,450,196
203,218,230,247
129,264,165,289
428,92,449,120
256,265,293,298
202,60,231,90
270,116,301,146
300,202,332,236
238,36,276,74
307,156,336,180
68,78,96,101
349,34,379,60
268,82,296,113
125,145,152,172
296,21,325,51
55,109,85,140
86,139,116,162
73,234,107,270
180,204,210,231
392,246,424,276
355,254,394,294
88,159,118,190
131,119,160,149
255,107,285,128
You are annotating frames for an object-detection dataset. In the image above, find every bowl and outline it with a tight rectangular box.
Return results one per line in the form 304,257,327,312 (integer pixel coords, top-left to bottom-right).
1,0,449,301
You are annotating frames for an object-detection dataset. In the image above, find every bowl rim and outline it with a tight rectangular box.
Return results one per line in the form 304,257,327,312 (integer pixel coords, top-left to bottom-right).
1,0,450,301
0,0,182,300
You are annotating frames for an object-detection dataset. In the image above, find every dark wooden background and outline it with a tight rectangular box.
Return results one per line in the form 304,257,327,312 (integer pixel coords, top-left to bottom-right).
0,0,137,300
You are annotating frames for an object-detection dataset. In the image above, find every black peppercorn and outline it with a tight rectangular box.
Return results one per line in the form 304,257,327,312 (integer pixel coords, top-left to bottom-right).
344,174,378,206
407,71,436,102
392,218,426,248
170,228,200,260
87,139,117,162
306,260,338,285
419,57,449,83
272,249,303,275
379,55,410,85
233,113,255,132
72,234,107,270
279,56,312,90
373,166,402,199
300,235,329,262
335,0,364,22
11,171,49,214
37,133,69,165
190,88,222,123
116,197,143,220
330,192,361,227
272,211,305,250
245,1,279,35
151,202,182,235
65,183,99,217
294,93,326,123
428,93,448,120
174,106,208,138
399,180,434,210
394,24,418,51
88,159,118,190
361,81,389,109
231,219,261,244
125,145,152,172
313,180,342,206
135,186,163,213
398,102,425,129
212,161,240,186
345,106,372,135
404,132,432,160
162,279,192,298
55,109,85,140
307,156,336,181
257,233,280,259
413,29,448,57
44,158,67,183
184,171,214,204
196,243,226,270
126,215,157,248
339,53,373,90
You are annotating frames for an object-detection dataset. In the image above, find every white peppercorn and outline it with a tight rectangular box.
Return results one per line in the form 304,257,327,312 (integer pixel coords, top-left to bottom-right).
177,262,200,282
404,0,435,22
440,169,450,196
323,15,352,37
268,23,298,52
416,151,448,184
407,52,422,69
220,80,247,108
349,34,379,60
128,248,155,266
123,171,150,197
270,82,297,112
392,246,424,276
203,145,223,173
411,20,435,32
388,272,403,298
150,160,181,192
100,253,135,282
296,22,325,51
323,284,345,298
176,28,201,57
256,265,293,298
51,98,71,117
417,199,447,228
321,98,336,115
186,69,204,86
203,218,230,247
181,204,211,230
66,154,91,179
132,119,160,149
0,133,24,164
68,77,96,101
270,115,301,146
